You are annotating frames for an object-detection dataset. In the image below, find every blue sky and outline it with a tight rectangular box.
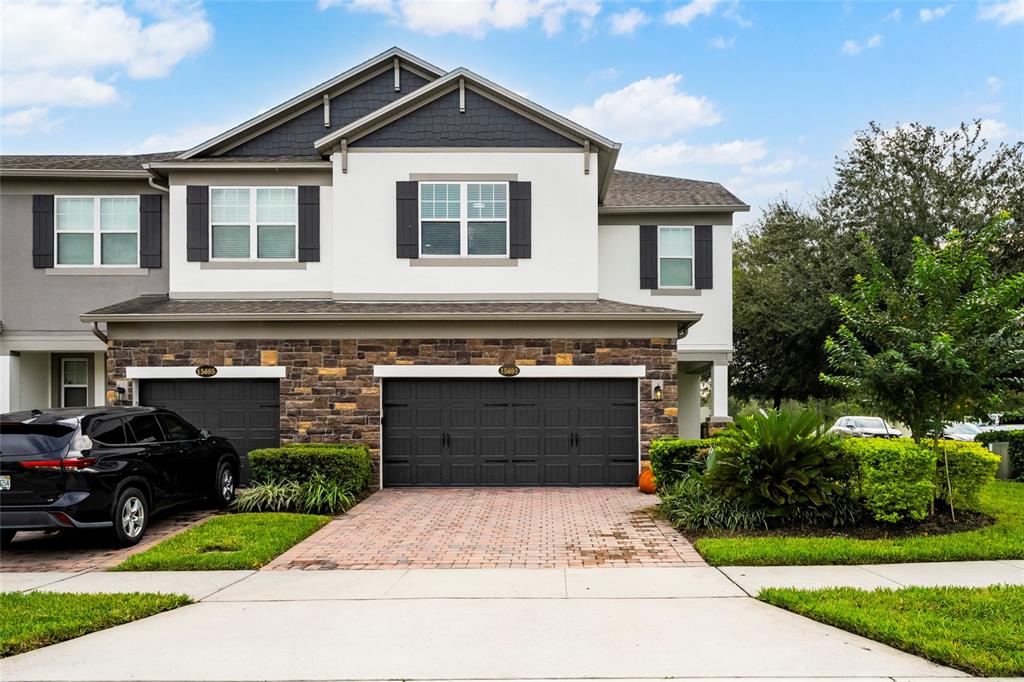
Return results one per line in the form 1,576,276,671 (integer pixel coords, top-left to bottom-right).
2,0,1021,225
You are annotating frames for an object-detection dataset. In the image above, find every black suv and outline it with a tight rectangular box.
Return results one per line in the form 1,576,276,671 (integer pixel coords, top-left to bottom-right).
0,407,245,547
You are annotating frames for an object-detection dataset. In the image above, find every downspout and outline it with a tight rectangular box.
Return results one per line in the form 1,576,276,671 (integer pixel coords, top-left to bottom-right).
90,322,108,344
141,163,169,193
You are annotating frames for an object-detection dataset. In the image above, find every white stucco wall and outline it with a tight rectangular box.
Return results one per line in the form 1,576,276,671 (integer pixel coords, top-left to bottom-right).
167,172,333,297
598,223,733,351
332,151,598,298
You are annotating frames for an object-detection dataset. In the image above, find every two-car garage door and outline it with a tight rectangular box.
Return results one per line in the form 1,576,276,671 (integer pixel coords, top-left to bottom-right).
382,378,639,487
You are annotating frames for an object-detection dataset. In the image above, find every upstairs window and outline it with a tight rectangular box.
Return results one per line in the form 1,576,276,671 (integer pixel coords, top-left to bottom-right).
55,196,139,266
658,226,694,288
210,187,297,260
420,182,508,257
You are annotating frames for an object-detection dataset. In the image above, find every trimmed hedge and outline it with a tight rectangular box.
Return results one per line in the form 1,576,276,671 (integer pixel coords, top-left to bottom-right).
841,439,936,523
976,430,1024,480
934,441,1000,510
249,444,373,492
649,438,716,488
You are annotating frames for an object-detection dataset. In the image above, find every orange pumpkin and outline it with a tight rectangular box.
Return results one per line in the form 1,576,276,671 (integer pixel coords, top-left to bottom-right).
638,468,656,494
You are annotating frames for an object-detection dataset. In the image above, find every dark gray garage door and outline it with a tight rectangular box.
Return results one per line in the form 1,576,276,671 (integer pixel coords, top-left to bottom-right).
138,379,280,457
382,378,638,487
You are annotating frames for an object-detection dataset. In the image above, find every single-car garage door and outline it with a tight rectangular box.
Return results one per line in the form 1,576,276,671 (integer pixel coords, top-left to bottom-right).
139,379,280,457
382,378,638,487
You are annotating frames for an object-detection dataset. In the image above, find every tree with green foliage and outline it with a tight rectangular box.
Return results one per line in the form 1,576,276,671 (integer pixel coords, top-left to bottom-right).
733,120,1023,406
821,214,1024,442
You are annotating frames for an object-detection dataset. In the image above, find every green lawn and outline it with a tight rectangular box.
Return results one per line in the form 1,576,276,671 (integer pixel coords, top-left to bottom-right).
694,480,1024,566
115,512,330,571
760,585,1024,677
0,591,190,657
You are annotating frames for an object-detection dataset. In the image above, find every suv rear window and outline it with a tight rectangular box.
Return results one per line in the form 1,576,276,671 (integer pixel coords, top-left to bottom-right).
126,414,164,444
0,422,76,456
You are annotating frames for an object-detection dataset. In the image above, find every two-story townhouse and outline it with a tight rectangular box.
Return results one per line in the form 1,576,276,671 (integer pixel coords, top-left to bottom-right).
0,47,747,488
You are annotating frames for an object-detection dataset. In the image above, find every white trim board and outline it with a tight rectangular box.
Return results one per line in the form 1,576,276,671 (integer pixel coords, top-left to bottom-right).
126,366,287,379
373,365,646,379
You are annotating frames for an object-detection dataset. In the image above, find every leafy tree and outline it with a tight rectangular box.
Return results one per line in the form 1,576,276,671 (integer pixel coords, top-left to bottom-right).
826,120,1024,276
821,214,1024,443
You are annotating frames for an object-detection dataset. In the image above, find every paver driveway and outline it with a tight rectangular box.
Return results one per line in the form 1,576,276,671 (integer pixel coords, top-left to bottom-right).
267,487,705,570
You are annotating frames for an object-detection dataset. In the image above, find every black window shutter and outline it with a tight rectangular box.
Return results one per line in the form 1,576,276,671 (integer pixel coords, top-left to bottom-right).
509,181,532,259
694,225,713,289
396,180,418,258
139,194,162,268
298,186,320,262
186,186,209,262
639,224,658,289
32,195,55,268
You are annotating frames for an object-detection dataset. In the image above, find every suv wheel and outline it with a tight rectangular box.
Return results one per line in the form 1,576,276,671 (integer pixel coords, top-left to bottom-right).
0,529,16,547
112,487,148,547
214,461,236,507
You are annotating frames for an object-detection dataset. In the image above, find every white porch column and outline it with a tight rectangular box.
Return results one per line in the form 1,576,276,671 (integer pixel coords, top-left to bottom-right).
0,353,18,413
711,361,729,418
677,372,701,439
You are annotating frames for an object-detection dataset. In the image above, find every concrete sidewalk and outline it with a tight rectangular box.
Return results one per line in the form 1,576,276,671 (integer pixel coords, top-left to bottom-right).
0,565,988,681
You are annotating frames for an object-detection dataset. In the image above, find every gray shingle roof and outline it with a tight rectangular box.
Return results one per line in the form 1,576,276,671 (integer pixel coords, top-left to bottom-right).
82,295,698,322
604,170,747,209
0,152,178,172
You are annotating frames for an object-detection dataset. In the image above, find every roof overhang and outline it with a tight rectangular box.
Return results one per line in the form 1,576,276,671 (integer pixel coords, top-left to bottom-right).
82,310,701,324
144,161,332,172
0,169,150,179
177,47,445,160
599,204,751,214
314,67,622,202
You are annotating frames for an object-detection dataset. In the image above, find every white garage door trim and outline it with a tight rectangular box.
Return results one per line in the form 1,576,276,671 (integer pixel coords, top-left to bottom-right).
373,365,646,378
126,366,287,379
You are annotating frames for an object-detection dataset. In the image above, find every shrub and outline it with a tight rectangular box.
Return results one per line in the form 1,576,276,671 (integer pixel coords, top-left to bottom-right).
933,441,1000,510
649,438,716,488
659,473,768,532
976,430,1024,480
704,410,856,518
841,439,936,523
232,473,358,515
249,444,373,491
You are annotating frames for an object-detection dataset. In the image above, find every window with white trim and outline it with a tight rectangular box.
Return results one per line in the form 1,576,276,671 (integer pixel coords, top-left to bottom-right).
210,187,297,260
420,182,508,257
658,226,694,288
61,358,89,408
55,196,139,266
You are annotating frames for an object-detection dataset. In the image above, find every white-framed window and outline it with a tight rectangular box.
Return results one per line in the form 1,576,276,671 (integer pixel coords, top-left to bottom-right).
210,186,298,261
658,226,694,288
61,358,89,408
55,196,139,267
420,181,508,257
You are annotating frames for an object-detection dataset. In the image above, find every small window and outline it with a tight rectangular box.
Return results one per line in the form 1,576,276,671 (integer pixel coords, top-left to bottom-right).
91,418,128,445
56,196,139,266
210,187,297,261
126,414,164,444
158,413,199,441
420,182,508,257
658,226,694,288
60,358,89,408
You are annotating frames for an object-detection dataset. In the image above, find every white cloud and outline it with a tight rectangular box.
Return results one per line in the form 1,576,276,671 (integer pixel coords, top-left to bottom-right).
841,33,882,55
664,0,719,26
123,122,229,154
609,7,649,35
884,8,902,21
707,35,735,48
0,1,211,135
978,0,1024,24
1,107,61,136
322,0,599,37
919,5,952,21
621,138,767,169
740,155,810,176
976,118,1011,140
987,76,1003,92
569,74,722,141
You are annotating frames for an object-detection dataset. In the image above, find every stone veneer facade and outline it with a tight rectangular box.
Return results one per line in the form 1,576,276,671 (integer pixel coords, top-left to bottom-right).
107,337,678,482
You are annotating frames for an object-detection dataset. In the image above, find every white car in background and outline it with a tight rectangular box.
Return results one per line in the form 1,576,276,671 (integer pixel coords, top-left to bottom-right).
942,422,983,441
828,416,902,439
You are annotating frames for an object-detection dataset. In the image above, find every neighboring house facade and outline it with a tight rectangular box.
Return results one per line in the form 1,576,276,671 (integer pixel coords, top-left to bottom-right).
0,47,747,487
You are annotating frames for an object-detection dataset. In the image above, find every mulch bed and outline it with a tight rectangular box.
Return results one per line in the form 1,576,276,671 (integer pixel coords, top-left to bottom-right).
686,507,995,541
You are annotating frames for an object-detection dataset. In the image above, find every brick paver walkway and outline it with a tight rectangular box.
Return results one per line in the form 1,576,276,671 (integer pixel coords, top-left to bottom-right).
266,488,705,570
0,508,215,572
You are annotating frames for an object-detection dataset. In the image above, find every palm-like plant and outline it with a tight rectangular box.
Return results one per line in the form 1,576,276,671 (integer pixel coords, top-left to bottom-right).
705,410,854,517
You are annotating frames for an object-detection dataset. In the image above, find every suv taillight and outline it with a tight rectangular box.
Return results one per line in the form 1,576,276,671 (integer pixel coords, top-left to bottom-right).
20,457,97,471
